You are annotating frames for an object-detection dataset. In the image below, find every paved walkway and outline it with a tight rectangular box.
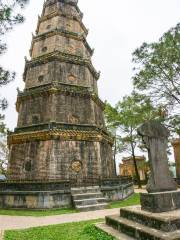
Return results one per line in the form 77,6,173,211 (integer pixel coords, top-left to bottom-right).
0,189,144,231
0,208,120,230
0,230,4,240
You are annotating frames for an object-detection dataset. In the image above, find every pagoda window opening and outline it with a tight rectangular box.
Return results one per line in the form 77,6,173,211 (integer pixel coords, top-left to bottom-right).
38,75,44,82
32,115,39,125
42,46,48,52
25,161,32,172
46,24,51,30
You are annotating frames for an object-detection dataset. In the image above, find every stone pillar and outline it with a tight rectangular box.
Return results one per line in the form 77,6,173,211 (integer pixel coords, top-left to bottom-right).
172,138,180,179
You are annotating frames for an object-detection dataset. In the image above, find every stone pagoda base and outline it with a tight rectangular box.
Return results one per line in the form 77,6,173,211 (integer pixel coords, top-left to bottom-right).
97,206,180,240
0,178,134,209
141,190,180,213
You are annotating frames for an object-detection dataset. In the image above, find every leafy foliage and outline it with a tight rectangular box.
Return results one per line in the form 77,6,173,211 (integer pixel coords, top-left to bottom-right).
105,92,158,154
0,0,29,128
132,23,180,133
105,92,158,187
0,133,8,176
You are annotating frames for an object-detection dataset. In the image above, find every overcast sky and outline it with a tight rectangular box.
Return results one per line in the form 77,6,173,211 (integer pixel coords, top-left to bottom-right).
1,0,180,131
0,0,179,172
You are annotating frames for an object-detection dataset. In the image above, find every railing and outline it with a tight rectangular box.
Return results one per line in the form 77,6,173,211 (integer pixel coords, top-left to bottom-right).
0,176,133,189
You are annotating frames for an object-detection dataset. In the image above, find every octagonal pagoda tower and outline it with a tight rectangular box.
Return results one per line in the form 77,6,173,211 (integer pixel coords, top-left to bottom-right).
7,0,115,181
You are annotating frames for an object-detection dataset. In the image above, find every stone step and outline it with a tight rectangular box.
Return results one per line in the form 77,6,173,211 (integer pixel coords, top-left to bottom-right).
74,197,107,206
72,192,103,200
120,206,180,232
106,215,180,240
71,186,100,195
96,223,135,240
76,203,108,212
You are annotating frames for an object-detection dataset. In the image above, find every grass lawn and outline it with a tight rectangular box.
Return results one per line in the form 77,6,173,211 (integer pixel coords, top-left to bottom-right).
0,193,140,216
108,193,140,209
4,220,116,240
3,194,140,240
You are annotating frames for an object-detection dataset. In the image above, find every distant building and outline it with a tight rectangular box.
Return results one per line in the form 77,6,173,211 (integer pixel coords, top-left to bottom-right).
172,138,180,179
119,156,148,181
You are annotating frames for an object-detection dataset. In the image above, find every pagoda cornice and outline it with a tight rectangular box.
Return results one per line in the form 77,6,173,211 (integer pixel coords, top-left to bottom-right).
16,84,105,112
8,129,114,146
14,122,108,135
36,11,88,35
24,51,100,81
30,29,93,57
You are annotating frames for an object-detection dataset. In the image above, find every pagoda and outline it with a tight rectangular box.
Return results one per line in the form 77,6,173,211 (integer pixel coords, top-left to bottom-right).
0,0,133,210
7,0,115,181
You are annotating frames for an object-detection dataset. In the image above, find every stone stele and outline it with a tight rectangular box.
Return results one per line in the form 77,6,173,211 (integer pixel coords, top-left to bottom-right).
138,120,177,193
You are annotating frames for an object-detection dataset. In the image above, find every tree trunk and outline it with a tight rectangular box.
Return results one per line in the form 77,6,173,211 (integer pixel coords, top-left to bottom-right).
113,133,117,176
131,143,142,189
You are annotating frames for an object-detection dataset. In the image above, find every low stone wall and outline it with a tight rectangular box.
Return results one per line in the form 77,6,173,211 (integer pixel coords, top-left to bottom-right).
0,181,72,209
0,177,134,209
101,183,134,201
0,190,72,209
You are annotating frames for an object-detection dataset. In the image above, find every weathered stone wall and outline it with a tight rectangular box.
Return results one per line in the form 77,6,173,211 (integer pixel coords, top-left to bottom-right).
101,183,134,202
44,2,81,19
0,179,133,209
0,191,72,209
25,61,97,91
17,94,103,127
31,35,90,59
39,16,84,35
8,140,114,180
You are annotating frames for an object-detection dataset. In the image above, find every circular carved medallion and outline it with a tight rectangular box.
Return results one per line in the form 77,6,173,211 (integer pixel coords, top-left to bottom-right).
71,161,82,173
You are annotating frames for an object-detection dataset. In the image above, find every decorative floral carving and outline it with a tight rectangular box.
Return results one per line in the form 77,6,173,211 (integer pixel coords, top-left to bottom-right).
71,160,82,173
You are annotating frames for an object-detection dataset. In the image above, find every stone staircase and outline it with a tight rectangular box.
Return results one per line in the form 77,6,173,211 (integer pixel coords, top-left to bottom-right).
97,206,180,240
71,186,108,212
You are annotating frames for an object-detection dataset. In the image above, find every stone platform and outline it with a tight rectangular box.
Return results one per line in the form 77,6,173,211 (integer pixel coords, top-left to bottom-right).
0,178,134,209
97,206,180,240
141,190,180,213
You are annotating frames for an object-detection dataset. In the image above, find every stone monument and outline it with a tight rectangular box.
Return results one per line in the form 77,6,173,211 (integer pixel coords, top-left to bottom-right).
138,120,179,212
97,120,180,239
138,120,177,193
0,0,133,210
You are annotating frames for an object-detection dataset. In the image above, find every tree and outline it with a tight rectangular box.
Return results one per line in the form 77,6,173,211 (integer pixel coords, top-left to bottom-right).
0,133,8,176
105,92,158,188
132,23,180,133
0,0,29,123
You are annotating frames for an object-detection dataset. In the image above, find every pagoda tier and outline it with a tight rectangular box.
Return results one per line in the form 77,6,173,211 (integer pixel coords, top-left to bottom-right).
7,0,115,181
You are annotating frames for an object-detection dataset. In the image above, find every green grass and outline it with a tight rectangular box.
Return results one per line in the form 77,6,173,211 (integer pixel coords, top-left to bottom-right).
3,194,140,240
4,220,116,240
108,193,140,209
0,208,78,217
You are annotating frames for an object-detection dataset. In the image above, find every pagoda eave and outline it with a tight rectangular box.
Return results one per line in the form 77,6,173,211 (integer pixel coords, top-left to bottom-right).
23,51,100,82
30,29,93,57
8,129,114,146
